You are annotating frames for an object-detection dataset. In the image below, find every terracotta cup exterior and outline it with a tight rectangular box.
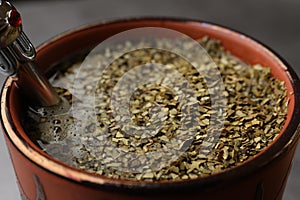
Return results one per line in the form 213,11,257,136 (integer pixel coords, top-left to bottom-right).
1,18,300,200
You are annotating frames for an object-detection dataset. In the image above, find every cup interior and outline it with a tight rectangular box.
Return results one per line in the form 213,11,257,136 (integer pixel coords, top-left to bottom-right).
2,18,298,186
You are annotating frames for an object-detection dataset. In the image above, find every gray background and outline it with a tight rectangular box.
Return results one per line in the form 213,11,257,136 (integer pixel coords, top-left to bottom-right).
0,0,299,199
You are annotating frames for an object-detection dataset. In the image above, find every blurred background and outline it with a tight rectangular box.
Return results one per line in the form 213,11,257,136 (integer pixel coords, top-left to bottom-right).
0,0,299,199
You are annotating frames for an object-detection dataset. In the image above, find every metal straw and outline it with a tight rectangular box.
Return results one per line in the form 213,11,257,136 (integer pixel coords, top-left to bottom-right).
0,0,60,106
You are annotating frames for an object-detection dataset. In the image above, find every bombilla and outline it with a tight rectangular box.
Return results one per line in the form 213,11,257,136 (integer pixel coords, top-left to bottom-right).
0,0,60,106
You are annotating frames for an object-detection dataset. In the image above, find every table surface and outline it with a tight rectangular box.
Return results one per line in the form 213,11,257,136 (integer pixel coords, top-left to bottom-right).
0,0,299,199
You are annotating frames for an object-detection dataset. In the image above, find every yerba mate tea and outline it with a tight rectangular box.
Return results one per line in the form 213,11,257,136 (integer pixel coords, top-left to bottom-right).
25,37,288,181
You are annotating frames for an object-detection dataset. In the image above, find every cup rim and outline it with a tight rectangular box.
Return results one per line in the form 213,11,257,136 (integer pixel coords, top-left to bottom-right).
1,17,300,192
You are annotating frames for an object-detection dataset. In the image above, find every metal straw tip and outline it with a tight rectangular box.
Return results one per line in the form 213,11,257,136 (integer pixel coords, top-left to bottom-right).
0,0,60,107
